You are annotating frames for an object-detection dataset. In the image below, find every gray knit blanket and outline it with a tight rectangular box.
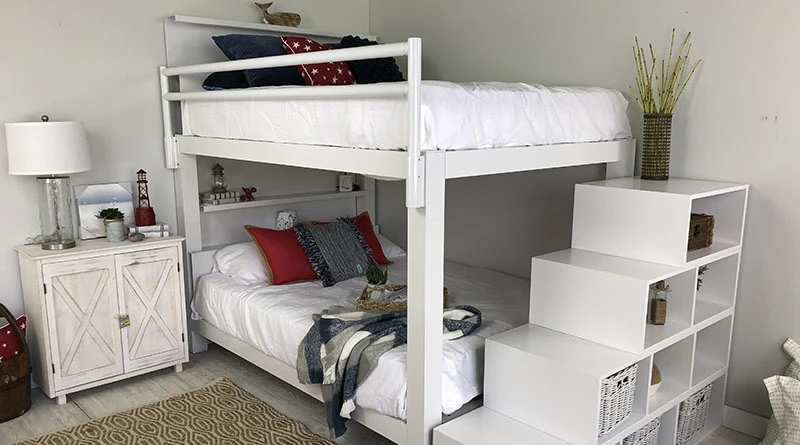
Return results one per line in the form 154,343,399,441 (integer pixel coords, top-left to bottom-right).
296,305,482,438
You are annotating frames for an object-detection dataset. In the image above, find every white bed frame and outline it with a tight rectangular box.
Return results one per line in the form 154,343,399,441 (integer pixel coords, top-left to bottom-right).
159,15,636,445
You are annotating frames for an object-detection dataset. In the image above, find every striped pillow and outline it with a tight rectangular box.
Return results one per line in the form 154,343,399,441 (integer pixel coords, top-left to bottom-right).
295,219,377,287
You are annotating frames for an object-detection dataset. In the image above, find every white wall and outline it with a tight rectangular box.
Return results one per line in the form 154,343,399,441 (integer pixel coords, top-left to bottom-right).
371,0,798,419
0,0,369,317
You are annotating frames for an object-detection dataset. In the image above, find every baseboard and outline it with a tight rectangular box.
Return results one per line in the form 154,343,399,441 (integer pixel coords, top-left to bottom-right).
723,405,769,439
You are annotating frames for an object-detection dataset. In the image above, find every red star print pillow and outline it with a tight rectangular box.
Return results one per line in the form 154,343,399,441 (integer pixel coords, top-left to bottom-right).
281,36,356,86
0,315,26,362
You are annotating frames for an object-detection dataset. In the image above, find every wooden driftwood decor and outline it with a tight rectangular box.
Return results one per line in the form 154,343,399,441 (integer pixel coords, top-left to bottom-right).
255,2,301,27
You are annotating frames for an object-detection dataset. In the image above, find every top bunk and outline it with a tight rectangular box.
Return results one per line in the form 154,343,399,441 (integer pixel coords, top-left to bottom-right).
160,15,635,206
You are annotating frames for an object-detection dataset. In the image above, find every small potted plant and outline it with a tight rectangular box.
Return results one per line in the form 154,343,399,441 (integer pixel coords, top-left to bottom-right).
365,265,389,301
96,208,126,243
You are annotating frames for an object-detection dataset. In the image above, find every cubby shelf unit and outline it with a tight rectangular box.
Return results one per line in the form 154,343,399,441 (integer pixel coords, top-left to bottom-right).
474,317,733,445
571,178,748,267
433,178,747,445
529,247,739,355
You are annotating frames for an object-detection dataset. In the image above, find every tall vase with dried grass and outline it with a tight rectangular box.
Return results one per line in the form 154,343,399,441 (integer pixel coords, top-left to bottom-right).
630,29,701,180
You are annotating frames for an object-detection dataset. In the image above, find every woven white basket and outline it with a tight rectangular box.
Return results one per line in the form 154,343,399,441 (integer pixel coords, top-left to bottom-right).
598,363,638,437
623,417,660,445
676,383,713,444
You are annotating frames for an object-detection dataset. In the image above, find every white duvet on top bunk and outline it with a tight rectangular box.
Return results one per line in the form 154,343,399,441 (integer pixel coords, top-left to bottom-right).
182,81,632,151
191,255,529,420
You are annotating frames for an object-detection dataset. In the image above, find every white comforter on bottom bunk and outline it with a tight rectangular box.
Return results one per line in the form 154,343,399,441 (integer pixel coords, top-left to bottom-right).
182,81,632,151
191,256,529,420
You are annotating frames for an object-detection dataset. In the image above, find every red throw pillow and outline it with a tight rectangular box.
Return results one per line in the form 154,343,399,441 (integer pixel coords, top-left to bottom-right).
353,212,389,265
245,226,318,285
312,212,389,265
0,315,27,362
281,36,356,86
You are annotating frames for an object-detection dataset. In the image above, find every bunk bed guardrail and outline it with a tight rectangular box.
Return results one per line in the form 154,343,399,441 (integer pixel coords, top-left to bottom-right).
160,38,427,208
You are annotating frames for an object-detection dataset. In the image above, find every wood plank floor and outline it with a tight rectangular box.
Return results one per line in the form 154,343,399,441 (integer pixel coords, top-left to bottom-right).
0,346,761,444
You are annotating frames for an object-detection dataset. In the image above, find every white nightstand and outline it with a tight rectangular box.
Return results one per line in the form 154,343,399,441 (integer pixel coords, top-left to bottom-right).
15,236,189,405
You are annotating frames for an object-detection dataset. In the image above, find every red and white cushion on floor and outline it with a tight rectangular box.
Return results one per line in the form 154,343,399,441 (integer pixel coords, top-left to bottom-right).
0,315,26,362
280,36,356,86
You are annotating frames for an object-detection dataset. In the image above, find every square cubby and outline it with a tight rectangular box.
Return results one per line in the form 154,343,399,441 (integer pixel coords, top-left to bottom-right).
687,188,747,263
693,316,732,386
644,269,696,350
694,253,739,325
648,335,693,414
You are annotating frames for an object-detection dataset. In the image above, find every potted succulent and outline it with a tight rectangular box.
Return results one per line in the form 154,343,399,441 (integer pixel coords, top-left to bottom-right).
96,208,126,243
365,265,389,301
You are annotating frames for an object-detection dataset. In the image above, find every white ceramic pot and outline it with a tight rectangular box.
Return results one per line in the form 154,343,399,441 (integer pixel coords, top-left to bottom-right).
105,219,126,243
365,284,387,301
649,382,661,397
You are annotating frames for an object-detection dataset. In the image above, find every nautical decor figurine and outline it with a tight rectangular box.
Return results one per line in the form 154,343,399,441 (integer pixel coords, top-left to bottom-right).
241,187,257,202
255,2,302,27
135,169,157,226
211,163,228,194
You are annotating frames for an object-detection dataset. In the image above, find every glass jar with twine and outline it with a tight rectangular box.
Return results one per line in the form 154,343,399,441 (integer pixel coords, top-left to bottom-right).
630,29,701,180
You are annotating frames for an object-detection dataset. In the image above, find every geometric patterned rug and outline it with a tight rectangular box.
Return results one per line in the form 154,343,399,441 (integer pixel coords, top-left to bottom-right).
13,377,334,444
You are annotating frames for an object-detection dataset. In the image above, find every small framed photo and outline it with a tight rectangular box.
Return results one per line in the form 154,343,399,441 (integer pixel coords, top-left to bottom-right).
338,174,353,192
75,183,135,239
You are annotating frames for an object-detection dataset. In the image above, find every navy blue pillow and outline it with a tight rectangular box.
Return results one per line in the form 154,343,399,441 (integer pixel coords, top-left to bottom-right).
212,34,304,87
339,36,405,84
202,71,250,90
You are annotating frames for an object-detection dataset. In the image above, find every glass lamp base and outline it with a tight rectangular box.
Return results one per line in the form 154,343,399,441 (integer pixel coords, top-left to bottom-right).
41,239,77,251
37,175,78,251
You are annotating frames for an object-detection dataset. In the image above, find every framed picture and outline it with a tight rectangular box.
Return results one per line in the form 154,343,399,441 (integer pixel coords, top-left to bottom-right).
75,183,135,240
338,174,353,192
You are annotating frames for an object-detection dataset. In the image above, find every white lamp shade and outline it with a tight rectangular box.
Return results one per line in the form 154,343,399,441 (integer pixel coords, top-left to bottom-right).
5,120,93,175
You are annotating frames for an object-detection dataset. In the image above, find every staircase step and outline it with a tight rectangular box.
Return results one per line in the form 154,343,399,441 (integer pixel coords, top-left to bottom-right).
433,407,568,445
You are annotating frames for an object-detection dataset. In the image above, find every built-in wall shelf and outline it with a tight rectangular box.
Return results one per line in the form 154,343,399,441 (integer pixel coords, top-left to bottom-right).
200,190,369,213
170,15,378,41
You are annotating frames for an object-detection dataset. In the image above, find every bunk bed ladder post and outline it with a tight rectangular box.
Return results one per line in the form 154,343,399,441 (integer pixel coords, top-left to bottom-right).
406,150,445,445
406,37,425,209
160,66,179,169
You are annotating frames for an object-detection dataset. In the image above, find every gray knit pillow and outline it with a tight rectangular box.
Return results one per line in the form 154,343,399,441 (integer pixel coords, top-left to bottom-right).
295,219,377,287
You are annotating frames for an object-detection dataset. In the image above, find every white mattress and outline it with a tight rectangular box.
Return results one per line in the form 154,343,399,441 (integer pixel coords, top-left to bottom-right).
182,81,632,151
191,256,529,420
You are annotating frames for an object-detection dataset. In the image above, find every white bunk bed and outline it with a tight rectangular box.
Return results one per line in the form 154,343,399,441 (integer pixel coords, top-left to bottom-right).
159,15,636,445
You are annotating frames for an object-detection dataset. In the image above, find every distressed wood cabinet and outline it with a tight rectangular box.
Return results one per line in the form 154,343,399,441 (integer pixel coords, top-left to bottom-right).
16,237,188,405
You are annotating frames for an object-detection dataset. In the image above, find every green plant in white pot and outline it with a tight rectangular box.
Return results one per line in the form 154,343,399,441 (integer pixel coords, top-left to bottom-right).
96,208,126,243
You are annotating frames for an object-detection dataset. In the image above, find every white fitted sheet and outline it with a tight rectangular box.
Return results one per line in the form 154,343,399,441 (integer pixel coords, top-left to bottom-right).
191,256,529,420
182,81,632,151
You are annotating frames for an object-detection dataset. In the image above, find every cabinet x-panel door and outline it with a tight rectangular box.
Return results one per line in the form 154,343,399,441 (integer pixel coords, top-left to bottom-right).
116,247,185,373
42,256,123,390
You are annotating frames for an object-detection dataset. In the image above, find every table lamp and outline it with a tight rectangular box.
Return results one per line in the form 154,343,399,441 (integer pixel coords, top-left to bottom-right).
5,115,93,250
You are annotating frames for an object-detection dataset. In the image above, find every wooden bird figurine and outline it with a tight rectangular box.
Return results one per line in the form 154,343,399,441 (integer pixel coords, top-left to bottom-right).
255,2,301,27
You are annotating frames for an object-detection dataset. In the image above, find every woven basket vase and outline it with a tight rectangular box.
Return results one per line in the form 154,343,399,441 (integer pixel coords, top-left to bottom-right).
641,113,673,180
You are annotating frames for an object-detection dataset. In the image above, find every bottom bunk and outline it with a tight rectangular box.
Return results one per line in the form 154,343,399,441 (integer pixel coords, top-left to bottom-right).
189,237,529,443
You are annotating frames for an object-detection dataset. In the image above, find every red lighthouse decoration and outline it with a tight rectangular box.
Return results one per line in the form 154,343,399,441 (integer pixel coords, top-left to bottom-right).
135,169,157,226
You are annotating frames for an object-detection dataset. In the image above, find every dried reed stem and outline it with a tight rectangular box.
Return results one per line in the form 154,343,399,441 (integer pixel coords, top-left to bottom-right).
629,29,701,114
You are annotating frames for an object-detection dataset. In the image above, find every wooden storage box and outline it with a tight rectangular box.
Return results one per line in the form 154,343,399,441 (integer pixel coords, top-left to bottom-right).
688,213,714,252
0,304,31,423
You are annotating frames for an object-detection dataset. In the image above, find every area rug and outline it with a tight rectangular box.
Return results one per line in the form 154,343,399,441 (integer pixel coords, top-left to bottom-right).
15,377,333,444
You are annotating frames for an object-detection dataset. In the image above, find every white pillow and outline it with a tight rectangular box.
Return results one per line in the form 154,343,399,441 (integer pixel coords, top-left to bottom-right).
377,233,406,259
213,242,269,284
